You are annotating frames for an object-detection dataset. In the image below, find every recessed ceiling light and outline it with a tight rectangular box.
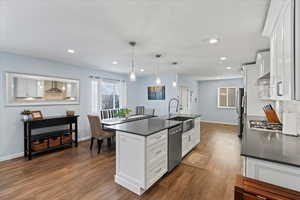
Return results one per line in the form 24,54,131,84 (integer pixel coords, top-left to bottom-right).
140,69,145,72
226,67,232,70
209,38,219,44
112,61,118,65
220,56,227,61
67,49,75,54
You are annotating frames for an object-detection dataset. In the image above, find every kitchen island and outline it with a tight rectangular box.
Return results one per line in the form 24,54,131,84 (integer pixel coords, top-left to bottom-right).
241,116,300,192
108,115,201,195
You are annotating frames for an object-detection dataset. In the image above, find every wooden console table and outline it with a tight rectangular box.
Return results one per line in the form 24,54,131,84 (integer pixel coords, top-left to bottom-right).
23,115,79,160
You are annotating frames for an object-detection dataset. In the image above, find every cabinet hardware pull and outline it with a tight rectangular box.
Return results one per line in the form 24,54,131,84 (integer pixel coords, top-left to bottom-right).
155,135,162,139
155,150,162,155
155,168,162,174
277,81,283,96
256,195,267,200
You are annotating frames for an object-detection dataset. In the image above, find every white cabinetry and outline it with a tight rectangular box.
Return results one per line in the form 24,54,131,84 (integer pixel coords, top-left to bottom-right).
244,157,300,192
264,0,295,100
14,78,44,98
66,83,77,98
194,117,201,145
182,117,201,158
115,130,168,195
257,51,270,79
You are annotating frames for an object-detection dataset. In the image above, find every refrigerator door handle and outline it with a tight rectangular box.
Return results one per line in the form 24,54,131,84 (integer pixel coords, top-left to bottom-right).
236,90,240,114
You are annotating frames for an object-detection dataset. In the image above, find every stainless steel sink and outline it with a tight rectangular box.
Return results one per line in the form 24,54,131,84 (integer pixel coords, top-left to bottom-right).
168,116,193,121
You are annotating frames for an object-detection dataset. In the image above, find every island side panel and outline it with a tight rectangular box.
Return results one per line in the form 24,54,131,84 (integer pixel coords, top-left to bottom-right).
115,131,146,195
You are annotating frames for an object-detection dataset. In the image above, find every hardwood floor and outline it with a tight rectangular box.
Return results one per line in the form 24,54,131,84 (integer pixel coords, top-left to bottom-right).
0,122,242,200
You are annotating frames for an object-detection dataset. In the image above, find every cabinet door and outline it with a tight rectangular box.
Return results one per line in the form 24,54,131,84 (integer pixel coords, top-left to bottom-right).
256,53,263,78
271,0,294,100
195,118,201,145
281,0,294,100
14,78,28,97
270,31,277,100
182,133,189,157
36,80,44,97
245,157,300,192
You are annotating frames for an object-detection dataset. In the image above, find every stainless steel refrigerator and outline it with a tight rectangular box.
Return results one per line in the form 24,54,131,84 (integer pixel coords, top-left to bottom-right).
236,88,245,137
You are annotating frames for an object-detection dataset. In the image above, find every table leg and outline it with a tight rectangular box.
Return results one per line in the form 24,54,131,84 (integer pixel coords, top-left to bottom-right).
24,122,27,158
75,119,78,147
28,126,32,160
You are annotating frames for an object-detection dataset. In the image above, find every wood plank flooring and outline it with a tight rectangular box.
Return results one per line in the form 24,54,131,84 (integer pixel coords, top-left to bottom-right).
0,122,242,200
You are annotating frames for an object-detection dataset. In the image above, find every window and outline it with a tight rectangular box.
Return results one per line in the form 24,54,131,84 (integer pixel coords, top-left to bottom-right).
101,81,120,110
91,78,127,113
217,87,237,108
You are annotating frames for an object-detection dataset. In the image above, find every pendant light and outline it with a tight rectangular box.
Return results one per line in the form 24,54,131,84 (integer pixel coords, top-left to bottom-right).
155,54,161,85
129,41,136,81
172,62,178,87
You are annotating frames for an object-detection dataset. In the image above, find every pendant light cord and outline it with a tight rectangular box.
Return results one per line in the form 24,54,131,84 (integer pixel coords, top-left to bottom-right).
129,41,136,73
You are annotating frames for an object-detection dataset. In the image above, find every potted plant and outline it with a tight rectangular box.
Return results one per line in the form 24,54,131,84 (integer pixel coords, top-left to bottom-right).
21,110,31,121
114,108,132,119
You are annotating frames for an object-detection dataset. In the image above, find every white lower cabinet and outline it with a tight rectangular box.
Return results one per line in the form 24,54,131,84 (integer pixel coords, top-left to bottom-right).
182,117,201,158
115,130,168,195
244,157,300,192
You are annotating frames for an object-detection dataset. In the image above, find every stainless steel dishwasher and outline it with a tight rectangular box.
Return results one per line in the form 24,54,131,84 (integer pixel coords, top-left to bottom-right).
168,124,182,172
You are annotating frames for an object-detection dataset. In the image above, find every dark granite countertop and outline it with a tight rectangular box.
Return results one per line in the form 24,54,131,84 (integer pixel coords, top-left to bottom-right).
107,117,182,136
241,115,300,167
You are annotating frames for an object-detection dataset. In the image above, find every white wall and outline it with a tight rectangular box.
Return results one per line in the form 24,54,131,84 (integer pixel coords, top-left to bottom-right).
198,78,243,125
0,52,127,161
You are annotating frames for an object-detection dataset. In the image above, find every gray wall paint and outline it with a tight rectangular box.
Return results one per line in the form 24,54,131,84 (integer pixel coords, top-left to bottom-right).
0,52,127,160
198,78,243,124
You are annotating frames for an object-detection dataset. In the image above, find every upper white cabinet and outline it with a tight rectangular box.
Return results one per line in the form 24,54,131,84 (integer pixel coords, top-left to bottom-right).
257,51,270,79
263,0,295,100
14,78,44,98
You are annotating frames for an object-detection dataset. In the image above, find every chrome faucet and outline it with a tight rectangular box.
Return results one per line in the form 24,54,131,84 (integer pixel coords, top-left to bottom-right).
168,98,179,118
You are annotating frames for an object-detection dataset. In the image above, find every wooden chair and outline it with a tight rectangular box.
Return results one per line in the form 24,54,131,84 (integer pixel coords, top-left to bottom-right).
87,115,115,153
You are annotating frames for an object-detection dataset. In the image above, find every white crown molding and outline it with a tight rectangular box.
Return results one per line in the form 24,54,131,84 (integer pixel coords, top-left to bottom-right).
196,75,243,81
262,0,288,37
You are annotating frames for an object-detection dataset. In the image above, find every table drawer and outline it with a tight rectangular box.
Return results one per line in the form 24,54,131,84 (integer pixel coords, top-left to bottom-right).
147,130,167,147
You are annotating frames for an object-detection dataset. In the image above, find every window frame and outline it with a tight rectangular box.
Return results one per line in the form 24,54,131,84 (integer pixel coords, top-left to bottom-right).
100,80,120,110
217,87,237,109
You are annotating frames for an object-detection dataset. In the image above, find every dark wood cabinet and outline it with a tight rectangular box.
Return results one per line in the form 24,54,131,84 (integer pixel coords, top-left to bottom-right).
24,115,79,160
235,175,300,200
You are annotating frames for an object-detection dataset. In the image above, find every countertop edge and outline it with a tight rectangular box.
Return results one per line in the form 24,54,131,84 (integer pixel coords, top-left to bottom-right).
112,123,181,136
241,153,300,168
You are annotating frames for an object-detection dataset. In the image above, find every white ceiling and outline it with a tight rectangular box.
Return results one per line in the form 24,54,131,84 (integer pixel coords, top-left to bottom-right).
0,0,270,79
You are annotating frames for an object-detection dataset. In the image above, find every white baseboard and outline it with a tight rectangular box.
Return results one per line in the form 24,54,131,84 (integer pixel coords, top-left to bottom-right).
78,136,91,142
201,120,238,126
0,152,24,162
0,136,91,162
115,175,145,196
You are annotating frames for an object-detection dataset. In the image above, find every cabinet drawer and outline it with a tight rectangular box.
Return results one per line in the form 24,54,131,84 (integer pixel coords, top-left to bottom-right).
147,141,167,164
147,130,167,147
146,157,167,188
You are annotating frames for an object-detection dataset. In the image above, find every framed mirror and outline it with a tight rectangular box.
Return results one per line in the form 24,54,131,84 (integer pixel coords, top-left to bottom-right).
5,72,80,106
